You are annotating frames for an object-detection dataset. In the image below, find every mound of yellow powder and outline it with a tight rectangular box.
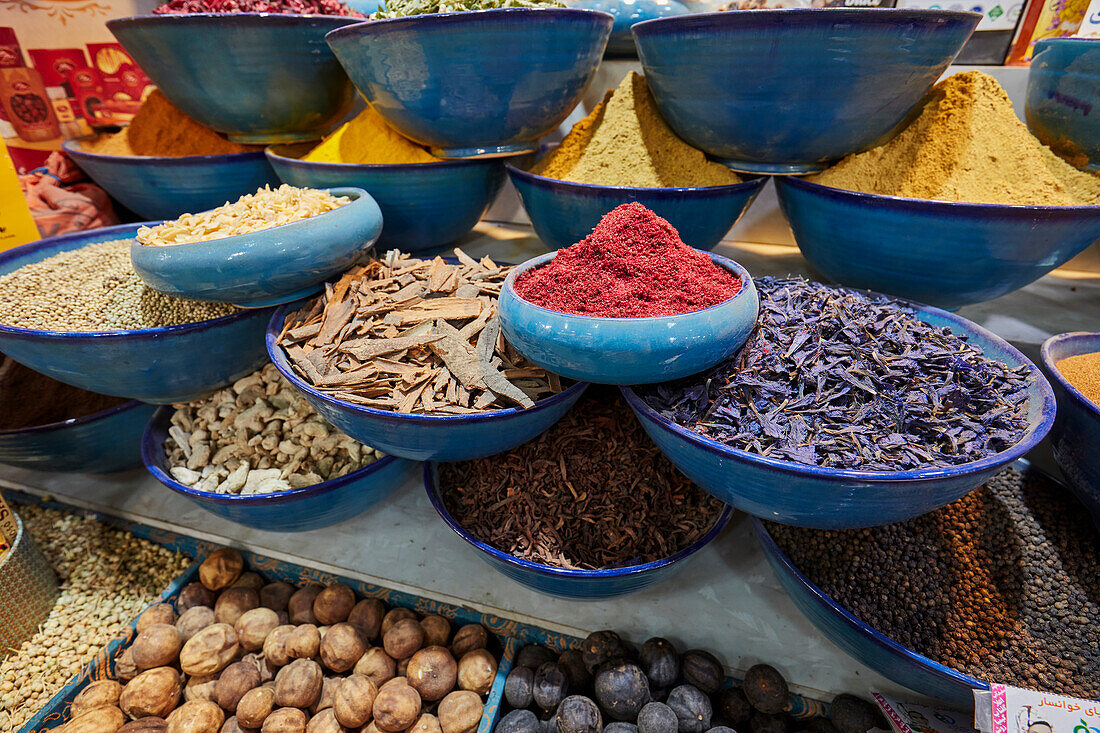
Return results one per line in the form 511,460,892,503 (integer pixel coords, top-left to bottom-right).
304,106,441,165
533,72,741,188
811,71,1100,206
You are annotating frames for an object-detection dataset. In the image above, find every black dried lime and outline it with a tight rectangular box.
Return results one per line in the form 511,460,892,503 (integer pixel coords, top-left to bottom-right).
680,651,723,694
582,631,625,672
639,639,680,689
498,710,542,733
535,662,570,711
605,724,639,733
558,696,603,733
638,702,679,733
666,685,712,733
801,718,839,733
706,727,738,733
743,665,788,715
518,645,559,670
829,695,880,733
712,688,751,726
559,650,593,692
749,712,788,733
594,662,650,721
507,666,536,709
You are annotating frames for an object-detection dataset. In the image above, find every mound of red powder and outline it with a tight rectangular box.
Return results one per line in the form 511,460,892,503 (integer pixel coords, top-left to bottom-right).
514,203,742,318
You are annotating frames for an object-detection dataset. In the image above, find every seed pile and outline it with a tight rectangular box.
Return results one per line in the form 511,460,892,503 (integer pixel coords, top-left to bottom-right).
0,358,128,430
137,185,350,247
438,388,725,570
0,239,238,331
0,506,191,731
768,467,1100,697
1055,351,1100,407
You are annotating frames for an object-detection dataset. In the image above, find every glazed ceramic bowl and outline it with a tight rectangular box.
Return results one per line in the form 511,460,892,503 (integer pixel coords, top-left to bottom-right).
107,14,360,144
1041,332,1100,527
143,406,419,531
620,301,1056,529
425,462,734,599
0,224,273,404
498,252,758,385
566,0,689,56
632,9,980,174
63,140,278,220
506,155,766,251
1027,38,1100,172
130,187,382,308
326,9,613,158
0,400,156,474
266,144,505,253
775,176,1100,309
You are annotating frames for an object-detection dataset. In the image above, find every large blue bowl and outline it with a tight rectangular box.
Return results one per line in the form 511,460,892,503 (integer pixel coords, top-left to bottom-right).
621,301,1056,529
325,9,613,158
130,187,382,308
775,175,1100,310
0,400,156,474
0,224,274,404
266,144,505,253
498,252,758,385
506,156,766,251
142,405,419,531
1027,38,1100,172
566,0,689,56
267,306,589,461
108,14,359,144
632,9,980,174
751,518,985,705
1041,332,1100,528
425,462,734,599
64,140,278,221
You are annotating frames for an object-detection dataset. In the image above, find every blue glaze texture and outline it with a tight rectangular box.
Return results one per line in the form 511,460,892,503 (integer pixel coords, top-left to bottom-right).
130,187,382,308
107,14,359,144
498,252,758,385
1027,38,1100,172
567,0,689,56
1041,332,1100,528
632,10,979,173
425,462,734,599
0,224,274,404
326,9,612,158
267,145,505,253
775,176,1100,309
621,302,1056,529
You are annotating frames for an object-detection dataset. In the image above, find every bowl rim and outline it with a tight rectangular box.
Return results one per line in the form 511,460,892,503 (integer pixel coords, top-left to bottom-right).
425,460,735,579
142,403,408,505
1041,332,1100,423
63,137,268,165
750,516,987,692
0,223,267,340
1033,36,1100,52
631,7,983,35
324,6,614,36
265,142,499,172
0,397,148,437
503,250,755,323
620,291,1056,482
107,12,364,26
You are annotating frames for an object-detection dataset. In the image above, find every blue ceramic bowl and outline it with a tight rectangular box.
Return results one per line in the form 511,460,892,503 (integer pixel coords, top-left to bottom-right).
567,0,688,56
752,518,985,705
632,9,980,174
107,14,360,144
0,400,156,474
506,154,766,251
326,9,613,158
498,252,758,385
1041,332,1100,527
266,144,505,253
775,176,1100,310
142,405,419,531
63,139,278,221
425,462,734,599
1027,38,1100,172
0,224,274,404
621,301,1056,529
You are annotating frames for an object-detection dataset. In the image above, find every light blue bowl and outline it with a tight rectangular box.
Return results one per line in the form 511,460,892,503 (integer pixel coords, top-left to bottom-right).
143,405,419,531
1041,332,1100,528
130,187,382,308
266,144,505,253
325,9,613,158
62,139,278,221
0,224,274,404
426,462,734,599
752,518,985,706
0,400,156,474
775,176,1100,309
567,0,689,56
632,9,980,174
620,301,1056,529
107,13,360,144
267,306,590,460
1027,38,1100,172
498,252,758,385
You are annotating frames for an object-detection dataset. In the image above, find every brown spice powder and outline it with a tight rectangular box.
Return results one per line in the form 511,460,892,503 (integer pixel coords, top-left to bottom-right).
1056,351,1100,406
0,357,129,430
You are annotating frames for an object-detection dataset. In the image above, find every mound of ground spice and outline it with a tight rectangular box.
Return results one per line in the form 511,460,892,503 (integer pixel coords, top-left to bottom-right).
812,71,1100,206
1056,351,1100,406
0,358,129,430
154,0,361,14
303,106,440,165
514,203,742,318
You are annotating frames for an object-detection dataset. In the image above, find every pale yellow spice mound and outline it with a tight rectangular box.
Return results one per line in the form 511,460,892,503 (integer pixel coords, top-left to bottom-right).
303,105,441,165
812,71,1100,206
533,72,741,188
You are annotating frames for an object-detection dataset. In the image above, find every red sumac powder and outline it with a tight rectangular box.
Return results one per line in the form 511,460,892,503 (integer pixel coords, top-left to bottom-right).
514,203,741,318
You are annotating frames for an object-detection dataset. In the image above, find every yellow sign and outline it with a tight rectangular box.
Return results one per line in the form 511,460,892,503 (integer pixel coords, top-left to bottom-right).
0,144,39,251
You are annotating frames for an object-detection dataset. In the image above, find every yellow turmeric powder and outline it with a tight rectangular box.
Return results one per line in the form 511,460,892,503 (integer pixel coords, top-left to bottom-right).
303,106,441,165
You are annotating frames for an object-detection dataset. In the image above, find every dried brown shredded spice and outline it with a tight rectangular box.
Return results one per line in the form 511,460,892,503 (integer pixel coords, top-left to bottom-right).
437,388,727,570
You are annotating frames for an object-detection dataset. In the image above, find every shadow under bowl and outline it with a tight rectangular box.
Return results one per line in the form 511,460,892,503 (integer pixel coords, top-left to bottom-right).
1027,37,1100,172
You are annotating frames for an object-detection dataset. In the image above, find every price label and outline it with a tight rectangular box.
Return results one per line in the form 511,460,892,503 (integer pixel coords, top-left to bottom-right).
0,494,18,546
